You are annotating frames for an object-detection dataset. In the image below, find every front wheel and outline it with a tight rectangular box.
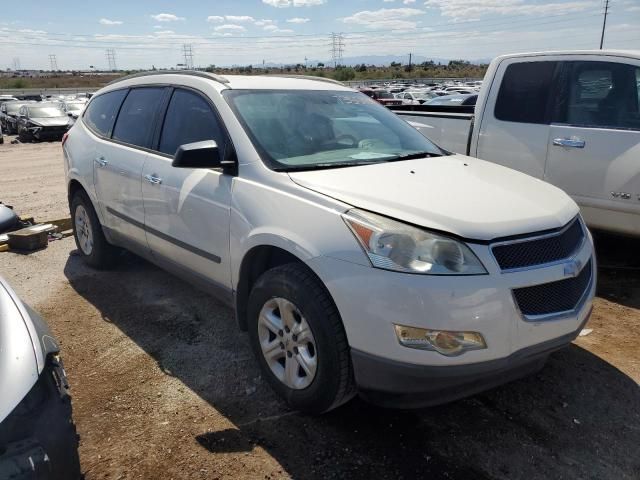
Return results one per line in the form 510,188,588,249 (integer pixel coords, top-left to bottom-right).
248,263,355,414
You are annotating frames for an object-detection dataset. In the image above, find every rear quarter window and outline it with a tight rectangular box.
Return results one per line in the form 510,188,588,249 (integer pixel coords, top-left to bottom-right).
494,61,557,124
83,89,128,137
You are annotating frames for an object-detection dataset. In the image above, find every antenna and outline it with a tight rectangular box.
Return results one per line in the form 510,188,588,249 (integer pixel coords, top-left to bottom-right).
49,54,58,71
599,0,609,49
105,49,117,71
182,44,194,70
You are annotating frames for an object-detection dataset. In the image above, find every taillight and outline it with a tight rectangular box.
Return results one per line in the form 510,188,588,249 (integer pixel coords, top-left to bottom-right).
62,132,69,146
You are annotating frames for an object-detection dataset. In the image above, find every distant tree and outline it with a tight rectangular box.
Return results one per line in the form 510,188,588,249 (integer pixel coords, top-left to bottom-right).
317,62,324,68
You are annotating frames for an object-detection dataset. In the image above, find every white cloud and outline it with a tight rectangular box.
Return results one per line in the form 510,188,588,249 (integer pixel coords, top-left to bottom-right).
342,8,425,29
383,0,395,2
286,17,310,23
225,15,255,22
255,19,276,26
150,13,185,22
403,0,416,3
153,25,162,29
214,24,246,32
154,30,174,35
99,18,123,26
262,0,326,7
206,16,224,23
263,24,279,31
424,0,598,20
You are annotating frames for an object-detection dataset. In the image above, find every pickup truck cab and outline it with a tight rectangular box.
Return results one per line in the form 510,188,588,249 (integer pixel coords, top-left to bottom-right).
63,72,595,413
395,50,640,237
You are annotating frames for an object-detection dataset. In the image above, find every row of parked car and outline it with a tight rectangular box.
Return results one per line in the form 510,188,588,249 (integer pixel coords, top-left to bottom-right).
0,93,90,143
358,80,481,107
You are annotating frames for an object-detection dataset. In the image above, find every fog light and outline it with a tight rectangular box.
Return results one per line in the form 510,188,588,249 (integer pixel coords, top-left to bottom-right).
394,324,487,356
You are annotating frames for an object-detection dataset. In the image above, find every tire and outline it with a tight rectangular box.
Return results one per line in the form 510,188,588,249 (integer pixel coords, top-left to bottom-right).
71,190,118,269
248,263,355,414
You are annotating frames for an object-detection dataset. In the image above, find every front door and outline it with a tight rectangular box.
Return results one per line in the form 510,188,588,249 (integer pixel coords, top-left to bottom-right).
545,59,640,233
142,87,233,289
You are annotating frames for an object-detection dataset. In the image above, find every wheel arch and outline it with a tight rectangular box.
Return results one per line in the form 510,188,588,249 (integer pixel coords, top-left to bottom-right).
234,244,333,332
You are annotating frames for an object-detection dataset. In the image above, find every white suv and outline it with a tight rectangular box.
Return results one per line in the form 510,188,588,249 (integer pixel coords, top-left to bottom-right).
63,72,595,413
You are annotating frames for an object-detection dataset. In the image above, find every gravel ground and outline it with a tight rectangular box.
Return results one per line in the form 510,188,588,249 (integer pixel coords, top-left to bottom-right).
0,141,639,479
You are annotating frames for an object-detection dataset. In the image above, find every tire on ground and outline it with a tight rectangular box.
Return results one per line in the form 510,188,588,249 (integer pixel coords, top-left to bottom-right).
247,263,356,414
70,190,118,269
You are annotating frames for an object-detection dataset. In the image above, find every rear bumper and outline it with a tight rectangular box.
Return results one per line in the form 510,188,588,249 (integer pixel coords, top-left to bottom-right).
352,307,592,409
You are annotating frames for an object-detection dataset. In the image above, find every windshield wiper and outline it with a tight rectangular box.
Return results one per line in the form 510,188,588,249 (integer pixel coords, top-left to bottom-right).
276,161,381,172
386,151,443,162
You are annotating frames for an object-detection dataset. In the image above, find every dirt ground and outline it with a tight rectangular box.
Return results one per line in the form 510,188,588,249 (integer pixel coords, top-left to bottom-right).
0,141,639,479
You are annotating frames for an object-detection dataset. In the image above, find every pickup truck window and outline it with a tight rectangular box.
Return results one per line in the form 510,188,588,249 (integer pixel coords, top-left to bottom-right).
555,61,640,131
495,61,557,124
224,90,443,171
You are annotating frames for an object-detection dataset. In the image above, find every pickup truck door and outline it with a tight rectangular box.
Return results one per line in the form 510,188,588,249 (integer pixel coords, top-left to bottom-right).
92,87,167,250
141,87,233,290
545,59,640,234
475,59,559,179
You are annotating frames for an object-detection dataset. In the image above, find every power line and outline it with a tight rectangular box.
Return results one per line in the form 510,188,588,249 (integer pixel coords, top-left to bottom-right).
12,57,20,70
105,48,117,70
600,0,609,49
48,54,58,71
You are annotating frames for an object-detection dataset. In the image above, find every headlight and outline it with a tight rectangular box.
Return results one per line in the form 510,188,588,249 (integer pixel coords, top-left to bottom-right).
342,209,487,275
394,324,487,356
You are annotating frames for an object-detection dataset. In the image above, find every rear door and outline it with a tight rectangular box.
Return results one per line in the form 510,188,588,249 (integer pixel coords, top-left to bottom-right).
141,87,233,289
545,58,640,234
475,59,559,179
92,87,167,248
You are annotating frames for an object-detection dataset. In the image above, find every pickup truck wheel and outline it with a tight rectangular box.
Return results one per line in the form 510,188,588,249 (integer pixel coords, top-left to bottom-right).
71,191,118,269
248,263,355,414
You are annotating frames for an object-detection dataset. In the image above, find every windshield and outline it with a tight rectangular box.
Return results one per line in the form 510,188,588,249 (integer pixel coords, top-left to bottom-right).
373,91,394,99
65,103,84,111
6,103,24,114
224,90,444,171
28,106,65,118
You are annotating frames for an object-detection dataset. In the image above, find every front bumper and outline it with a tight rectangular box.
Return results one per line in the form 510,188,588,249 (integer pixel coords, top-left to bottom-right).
0,357,81,479
352,307,591,408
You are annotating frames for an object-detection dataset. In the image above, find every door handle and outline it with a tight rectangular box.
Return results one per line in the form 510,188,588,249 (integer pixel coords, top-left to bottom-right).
553,138,585,149
144,174,162,185
94,156,108,167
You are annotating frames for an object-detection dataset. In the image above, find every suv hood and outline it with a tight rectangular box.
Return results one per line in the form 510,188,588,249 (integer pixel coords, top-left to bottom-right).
288,154,578,240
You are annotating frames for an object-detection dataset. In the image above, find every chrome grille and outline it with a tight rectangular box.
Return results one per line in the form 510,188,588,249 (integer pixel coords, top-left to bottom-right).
513,259,592,318
492,217,584,271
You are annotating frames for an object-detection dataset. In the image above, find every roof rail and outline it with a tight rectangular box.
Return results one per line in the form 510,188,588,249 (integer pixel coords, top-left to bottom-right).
268,75,344,86
107,70,229,86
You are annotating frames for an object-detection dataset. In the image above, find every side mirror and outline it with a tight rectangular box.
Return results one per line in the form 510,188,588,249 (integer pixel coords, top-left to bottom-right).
172,140,225,169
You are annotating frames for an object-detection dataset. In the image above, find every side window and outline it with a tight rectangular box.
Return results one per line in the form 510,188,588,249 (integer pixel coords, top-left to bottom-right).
158,89,224,156
495,61,557,124
555,61,640,130
112,87,165,148
84,89,128,137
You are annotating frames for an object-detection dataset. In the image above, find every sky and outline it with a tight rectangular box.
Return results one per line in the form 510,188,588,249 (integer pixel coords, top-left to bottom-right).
0,0,638,70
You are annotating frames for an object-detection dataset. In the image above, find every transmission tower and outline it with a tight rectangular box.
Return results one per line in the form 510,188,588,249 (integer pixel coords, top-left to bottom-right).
49,54,58,71
105,49,117,71
12,57,20,71
329,33,344,68
182,44,194,70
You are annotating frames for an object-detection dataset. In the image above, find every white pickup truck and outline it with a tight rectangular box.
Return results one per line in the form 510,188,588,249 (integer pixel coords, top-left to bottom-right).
394,50,640,237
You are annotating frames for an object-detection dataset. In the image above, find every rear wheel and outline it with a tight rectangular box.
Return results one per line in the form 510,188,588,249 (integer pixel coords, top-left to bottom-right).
248,263,355,414
71,190,118,269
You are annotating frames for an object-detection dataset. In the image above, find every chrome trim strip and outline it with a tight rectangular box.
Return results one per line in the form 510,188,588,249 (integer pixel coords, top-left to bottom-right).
490,216,586,273
511,256,594,322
